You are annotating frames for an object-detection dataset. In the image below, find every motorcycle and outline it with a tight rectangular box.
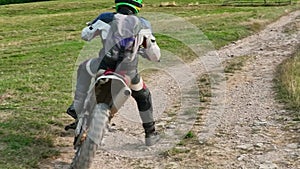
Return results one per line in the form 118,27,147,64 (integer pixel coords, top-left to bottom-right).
67,70,132,169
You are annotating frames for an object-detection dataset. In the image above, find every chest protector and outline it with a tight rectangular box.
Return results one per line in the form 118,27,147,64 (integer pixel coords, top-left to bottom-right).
104,14,142,64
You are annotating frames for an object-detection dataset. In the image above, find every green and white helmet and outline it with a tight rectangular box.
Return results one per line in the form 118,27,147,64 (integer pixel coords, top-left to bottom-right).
115,0,143,14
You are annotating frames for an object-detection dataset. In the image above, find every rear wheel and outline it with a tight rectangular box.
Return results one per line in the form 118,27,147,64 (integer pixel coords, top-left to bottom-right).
70,103,110,169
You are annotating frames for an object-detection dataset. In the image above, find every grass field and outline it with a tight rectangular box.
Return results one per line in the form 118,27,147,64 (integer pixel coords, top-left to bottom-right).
0,0,299,168
276,47,300,118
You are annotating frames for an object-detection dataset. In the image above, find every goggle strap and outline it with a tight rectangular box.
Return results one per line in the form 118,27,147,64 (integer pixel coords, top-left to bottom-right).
115,0,143,8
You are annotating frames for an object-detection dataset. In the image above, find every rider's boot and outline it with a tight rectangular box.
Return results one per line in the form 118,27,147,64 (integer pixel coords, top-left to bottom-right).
65,102,78,131
66,102,77,119
143,122,160,146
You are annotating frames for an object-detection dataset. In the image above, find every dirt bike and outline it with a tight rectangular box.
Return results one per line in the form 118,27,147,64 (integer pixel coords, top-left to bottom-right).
69,70,132,169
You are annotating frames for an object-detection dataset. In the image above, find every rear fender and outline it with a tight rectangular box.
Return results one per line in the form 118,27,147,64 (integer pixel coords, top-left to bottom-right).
95,75,132,110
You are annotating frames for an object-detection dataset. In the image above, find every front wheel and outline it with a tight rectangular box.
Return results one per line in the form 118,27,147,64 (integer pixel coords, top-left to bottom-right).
70,103,110,169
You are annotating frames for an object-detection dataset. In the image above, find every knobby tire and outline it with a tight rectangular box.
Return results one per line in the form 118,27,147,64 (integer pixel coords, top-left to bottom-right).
70,103,109,169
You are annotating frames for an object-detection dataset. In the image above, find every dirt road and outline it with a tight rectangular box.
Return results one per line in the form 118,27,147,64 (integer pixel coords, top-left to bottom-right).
41,10,300,169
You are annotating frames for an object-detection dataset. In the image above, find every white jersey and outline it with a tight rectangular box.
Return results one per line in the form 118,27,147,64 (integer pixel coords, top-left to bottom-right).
81,13,160,62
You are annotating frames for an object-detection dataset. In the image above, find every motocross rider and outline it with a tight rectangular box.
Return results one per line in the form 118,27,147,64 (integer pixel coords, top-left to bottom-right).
66,0,161,146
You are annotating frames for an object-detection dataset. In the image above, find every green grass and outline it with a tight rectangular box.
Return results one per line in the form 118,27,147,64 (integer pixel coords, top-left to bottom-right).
0,0,300,168
275,48,300,119
0,41,82,168
144,4,300,48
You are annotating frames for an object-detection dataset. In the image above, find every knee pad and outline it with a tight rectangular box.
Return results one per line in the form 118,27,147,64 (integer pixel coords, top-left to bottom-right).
131,87,152,111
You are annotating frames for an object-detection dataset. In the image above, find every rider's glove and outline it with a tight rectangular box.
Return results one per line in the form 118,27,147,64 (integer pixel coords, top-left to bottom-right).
81,20,110,41
138,35,161,62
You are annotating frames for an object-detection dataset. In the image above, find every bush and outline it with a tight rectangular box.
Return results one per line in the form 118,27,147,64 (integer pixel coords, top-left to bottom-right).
0,0,50,5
